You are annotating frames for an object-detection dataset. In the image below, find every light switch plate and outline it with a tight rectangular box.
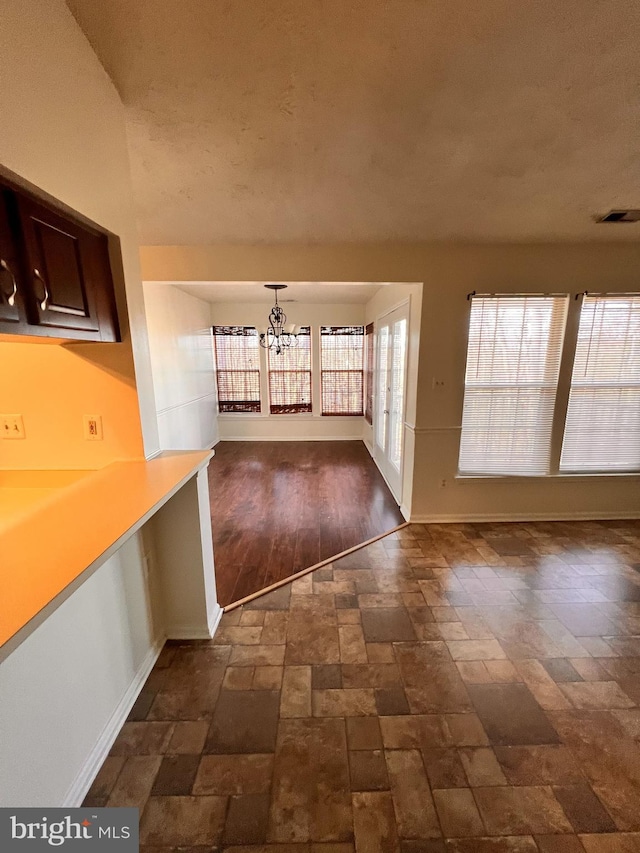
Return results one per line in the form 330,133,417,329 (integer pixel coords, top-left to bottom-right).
1,414,25,439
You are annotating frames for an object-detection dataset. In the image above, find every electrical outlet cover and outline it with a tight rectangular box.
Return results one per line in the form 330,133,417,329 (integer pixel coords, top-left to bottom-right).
83,414,103,440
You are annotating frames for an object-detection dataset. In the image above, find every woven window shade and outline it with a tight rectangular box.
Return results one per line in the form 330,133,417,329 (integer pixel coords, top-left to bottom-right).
321,326,365,416
268,326,312,414
560,294,640,472
364,323,374,425
459,295,568,475
213,326,261,413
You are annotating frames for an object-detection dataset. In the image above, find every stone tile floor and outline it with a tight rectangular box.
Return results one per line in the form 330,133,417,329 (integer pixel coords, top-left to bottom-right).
84,520,640,852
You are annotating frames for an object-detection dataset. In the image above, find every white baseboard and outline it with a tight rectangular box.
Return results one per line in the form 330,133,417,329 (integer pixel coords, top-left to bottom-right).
219,435,365,442
363,438,374,458
408,510,640,523
208,603,223,636
62,605,223,807
400,503,411,521
368,451,403,507
166,604,224,640
165,628,217,639
63,635,165,807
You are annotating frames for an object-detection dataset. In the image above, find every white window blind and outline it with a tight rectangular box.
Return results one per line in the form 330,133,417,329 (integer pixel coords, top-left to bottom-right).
268,326,312,414
459,295,568,476
320,326,365,416
560,295,640,472
213,326,261,413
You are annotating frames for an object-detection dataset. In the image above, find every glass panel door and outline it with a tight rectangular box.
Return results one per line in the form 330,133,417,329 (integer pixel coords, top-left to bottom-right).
376,325,389,452
389,317,408,471
374,306,409,503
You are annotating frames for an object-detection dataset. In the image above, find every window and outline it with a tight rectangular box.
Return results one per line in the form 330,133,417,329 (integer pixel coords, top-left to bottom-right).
364,322,374,425
268,326,312,414
320,326,364,416
560,295,640,472
459,295,568,475
213,325,261,413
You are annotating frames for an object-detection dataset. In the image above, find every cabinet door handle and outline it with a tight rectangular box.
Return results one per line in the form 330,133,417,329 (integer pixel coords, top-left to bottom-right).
33,268,49,311
0,259,18,307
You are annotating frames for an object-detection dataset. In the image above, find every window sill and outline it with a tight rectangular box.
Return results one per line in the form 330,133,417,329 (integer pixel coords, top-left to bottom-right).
455,472,640,484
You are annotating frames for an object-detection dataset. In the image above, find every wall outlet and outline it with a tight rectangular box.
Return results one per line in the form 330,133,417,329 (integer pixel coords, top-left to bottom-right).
83,414,103,441
439,478,447,488
432,378,446,390
1,414,25,439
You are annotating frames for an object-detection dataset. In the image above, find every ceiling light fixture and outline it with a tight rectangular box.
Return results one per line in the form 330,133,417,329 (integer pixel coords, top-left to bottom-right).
259,284,298,355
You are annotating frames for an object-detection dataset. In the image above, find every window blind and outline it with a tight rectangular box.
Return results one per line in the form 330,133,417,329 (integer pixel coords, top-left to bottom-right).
268,326,312,414
364,323,374,425
459,295,568,476
560,294,640,472
321,326,364,416
213,325,261,413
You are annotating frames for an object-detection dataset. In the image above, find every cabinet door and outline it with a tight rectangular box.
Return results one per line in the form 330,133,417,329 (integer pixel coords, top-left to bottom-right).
16,196,105,335
0,189,27,328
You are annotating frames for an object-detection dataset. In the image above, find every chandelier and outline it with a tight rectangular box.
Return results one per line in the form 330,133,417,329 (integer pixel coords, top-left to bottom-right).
259,284,298,355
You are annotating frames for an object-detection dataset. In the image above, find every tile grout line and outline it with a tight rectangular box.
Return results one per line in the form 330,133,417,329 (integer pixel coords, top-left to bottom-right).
223,520,411,612
92,518,640,844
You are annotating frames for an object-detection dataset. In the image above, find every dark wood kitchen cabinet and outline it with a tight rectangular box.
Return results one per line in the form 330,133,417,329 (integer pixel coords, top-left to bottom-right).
0,179,120,342
0,188,26,328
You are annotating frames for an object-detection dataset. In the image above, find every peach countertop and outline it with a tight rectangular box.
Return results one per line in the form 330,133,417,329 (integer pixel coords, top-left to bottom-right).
0,451,212,652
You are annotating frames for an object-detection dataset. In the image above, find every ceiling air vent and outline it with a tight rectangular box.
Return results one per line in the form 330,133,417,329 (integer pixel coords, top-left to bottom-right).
597,210,640,223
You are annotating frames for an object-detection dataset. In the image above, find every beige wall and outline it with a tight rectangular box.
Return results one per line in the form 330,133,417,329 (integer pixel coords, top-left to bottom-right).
0,0,159,469
410,246,640,520
141,243,640,520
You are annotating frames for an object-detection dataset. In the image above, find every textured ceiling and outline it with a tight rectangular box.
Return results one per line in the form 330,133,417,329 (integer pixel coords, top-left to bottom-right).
160,282,385,304
67,0,640,244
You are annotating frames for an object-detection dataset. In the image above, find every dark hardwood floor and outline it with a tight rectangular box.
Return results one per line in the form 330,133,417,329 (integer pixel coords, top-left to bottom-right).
208,441,405,606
